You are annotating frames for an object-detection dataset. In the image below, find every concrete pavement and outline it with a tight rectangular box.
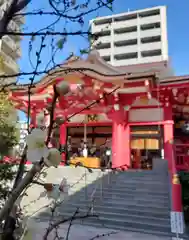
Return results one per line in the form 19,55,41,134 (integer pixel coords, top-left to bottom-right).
33,223,174,239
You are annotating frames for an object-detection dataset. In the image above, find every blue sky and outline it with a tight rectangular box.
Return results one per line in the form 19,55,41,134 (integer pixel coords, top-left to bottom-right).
18,0,189,120
18,0,189,82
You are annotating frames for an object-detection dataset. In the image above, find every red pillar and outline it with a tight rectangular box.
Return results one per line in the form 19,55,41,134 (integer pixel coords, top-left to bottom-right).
60,124,67,165
164,123,174,170
112,122,130,169
163,104,174,170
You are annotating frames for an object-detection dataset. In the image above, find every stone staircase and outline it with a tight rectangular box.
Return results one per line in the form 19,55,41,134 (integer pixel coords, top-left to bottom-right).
33,167,173,237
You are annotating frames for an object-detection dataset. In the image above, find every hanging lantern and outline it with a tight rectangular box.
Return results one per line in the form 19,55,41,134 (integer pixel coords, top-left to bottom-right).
182,121,189,133
113,104,120,111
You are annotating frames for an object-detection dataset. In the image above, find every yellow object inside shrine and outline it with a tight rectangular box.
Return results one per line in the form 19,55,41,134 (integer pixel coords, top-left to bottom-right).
70,157,101,168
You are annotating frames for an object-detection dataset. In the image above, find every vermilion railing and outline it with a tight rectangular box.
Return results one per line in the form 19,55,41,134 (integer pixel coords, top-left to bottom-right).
175,144,189,171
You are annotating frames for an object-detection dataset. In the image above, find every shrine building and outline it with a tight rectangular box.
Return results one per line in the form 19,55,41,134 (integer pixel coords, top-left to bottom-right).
8,51,189,172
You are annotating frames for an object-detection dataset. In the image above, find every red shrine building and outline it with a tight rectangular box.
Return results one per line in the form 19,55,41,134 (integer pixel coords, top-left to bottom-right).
8,51,189,172
8,50,189,236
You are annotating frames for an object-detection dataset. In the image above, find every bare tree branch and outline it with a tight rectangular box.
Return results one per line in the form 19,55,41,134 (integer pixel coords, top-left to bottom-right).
89,231,118,240
1,30,94,36
43,213,98,240
13,0,31,13
0,0,117,239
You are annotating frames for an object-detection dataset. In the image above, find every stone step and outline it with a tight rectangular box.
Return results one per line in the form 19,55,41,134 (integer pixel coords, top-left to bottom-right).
58,207,170,224
31,167,173,238
91,198,169,208
63,176,169,186
110,180,169,187
70,181,169,191
75,204,170,218
113,173,168,178
114,171,168,174
68,174,168,181
113,180,169,186
76,186,170,196
92,189,170,200
46,211,171,234
80,216,171,233
58,200,170,212
105,185,169,193
113,172,168,177
72,193,170,205
69,188,169,201
114,172,168,177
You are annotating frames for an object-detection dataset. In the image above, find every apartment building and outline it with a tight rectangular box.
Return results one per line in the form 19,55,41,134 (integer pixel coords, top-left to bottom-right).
0,0,24,81
90,6,168,66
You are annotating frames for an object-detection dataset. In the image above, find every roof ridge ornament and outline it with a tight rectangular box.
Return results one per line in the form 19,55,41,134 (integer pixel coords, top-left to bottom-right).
86,50,126,75
86,50,100,64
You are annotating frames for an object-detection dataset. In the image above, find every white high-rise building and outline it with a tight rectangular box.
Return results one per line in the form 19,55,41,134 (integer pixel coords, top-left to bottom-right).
90,6,168,67
0,1,24,78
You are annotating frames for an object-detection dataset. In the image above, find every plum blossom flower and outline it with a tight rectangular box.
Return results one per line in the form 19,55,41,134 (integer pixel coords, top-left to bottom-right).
44,148,62,168
43,178,69,201
26,128,48,163
26,127,62,167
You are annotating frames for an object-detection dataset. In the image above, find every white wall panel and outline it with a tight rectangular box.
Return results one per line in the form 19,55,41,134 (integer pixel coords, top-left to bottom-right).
129,108,163,122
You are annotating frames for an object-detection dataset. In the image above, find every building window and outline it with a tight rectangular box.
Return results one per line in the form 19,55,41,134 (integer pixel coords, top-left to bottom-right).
114,13,137,22
102,55,110,61
94,18,112,25
141,49,162,57
139,9,160,18
141,36,161,44
114,26,137,34
140,22,160,30
114,52,138,60
98,30,111,36
96,42,110,50
114,39,137,47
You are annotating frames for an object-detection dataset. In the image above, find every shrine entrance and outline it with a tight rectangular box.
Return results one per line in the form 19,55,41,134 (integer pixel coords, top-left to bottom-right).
130,125,163,169
66,125,112,166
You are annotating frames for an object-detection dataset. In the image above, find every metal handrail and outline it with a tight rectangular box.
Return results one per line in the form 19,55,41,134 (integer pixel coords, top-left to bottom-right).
89,160,112,214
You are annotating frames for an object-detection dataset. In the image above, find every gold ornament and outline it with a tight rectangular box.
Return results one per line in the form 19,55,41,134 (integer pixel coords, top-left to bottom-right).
172,174,180,185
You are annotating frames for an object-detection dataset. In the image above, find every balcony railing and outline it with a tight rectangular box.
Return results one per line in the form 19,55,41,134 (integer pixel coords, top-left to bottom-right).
8,20,20,33
0,51,19,74
2,35,21,57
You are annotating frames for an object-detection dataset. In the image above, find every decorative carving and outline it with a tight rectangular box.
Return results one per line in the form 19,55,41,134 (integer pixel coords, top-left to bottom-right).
86,114,98,122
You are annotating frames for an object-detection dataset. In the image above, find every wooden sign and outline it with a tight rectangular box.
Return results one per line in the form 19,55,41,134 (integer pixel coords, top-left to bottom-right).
86,114,98,122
